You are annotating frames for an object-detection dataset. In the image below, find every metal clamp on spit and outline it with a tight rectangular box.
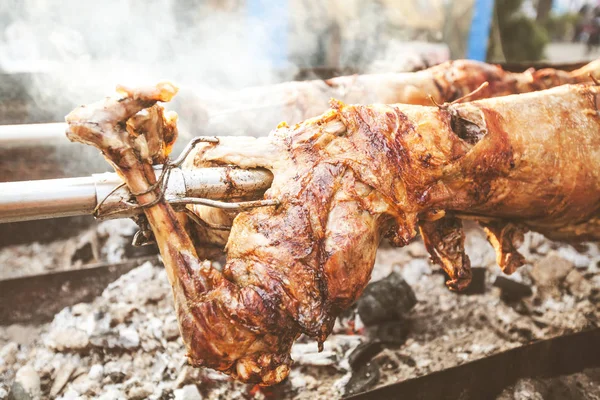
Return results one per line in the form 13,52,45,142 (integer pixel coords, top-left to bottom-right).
98,136,278,246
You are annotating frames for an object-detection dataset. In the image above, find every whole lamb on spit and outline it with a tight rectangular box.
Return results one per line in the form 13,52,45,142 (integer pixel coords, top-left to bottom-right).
199,59,600,137
65,70,600,385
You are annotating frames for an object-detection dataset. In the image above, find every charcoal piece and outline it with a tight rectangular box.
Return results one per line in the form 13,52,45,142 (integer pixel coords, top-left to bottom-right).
348,341,383,371
108,371,126,384
357,271,416,326
344,362,380,396
124,236,159,258
591,288,600,305
493,276,533,302
71,241,94,264
458,267,487,295
397,354,417,367
375,321,411,345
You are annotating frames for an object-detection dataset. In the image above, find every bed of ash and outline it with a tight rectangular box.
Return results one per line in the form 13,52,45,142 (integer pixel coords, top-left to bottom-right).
0,222,599,400
0,220,139,280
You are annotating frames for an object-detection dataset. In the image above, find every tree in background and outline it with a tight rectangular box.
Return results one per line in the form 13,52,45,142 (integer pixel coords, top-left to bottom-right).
487,0,549,62
536,0,554,22
534,0,580,43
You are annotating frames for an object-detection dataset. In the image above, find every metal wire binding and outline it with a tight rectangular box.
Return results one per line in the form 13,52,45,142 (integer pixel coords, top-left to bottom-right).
136,161,173,210
132,230,155,246
94,136,219,218
168,136,219,168
130,136,222,210
130,163,170,196
93,182,127,218
171,197,279,210
94,136,279,228
93,162,172,219
131,214,156,246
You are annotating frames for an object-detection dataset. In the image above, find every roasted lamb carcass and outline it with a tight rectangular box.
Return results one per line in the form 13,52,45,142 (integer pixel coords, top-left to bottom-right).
66,83,600,385
191,59,600,253
201,59,600,137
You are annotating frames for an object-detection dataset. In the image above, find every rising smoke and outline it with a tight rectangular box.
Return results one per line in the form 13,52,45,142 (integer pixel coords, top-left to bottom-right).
0,0,448,141
0,0,300,126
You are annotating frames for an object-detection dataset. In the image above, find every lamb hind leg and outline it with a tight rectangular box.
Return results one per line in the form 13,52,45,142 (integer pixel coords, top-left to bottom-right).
65,83,200,286
65,83,295,385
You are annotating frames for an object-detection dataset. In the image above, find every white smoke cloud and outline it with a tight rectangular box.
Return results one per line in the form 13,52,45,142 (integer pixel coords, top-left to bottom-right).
0,0,449,139
0,0,299,124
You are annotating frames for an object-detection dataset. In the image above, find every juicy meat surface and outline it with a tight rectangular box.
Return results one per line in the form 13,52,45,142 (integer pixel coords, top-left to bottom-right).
200,59,600,137
66,83,600,385
192,59,600,253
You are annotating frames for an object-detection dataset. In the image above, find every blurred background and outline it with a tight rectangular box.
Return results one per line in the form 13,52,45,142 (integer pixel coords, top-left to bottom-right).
0,0,598,127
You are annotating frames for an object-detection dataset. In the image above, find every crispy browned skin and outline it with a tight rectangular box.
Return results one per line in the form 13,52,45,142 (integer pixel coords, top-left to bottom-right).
326,59,600,105
66,83,600,385
202,59,600,137
193,59,600,254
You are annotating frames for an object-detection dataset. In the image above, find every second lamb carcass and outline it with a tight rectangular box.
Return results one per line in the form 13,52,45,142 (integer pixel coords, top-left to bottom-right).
66,83,600,385
201,59,600,137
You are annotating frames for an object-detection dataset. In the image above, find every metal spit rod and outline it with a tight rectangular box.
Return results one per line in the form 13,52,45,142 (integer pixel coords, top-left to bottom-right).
0,167,274,224
0,122,67,147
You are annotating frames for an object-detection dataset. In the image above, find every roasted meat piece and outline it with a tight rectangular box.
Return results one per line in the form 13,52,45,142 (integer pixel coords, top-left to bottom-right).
66,83,600,385
201,59,600,136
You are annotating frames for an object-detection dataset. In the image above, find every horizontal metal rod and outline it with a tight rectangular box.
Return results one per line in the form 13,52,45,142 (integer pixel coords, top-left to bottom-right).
0,167,273,224
348,328,600,400
0,176,97,222
0,122,68,147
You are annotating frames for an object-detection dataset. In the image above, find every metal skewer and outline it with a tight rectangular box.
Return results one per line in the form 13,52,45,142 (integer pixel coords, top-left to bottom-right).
0,122,68,147
0,167,274,224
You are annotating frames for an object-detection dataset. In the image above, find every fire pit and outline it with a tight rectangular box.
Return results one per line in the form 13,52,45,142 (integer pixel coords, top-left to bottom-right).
1,220,598,399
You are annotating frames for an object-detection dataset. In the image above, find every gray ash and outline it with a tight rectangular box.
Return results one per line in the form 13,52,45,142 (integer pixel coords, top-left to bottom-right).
0,225,599,399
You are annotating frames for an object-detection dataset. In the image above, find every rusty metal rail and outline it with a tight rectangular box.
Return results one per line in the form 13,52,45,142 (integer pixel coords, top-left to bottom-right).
0,255,159,324
347,327,600,400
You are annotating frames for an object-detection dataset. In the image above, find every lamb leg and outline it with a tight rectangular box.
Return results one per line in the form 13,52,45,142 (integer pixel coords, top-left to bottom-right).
66,84,296,385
